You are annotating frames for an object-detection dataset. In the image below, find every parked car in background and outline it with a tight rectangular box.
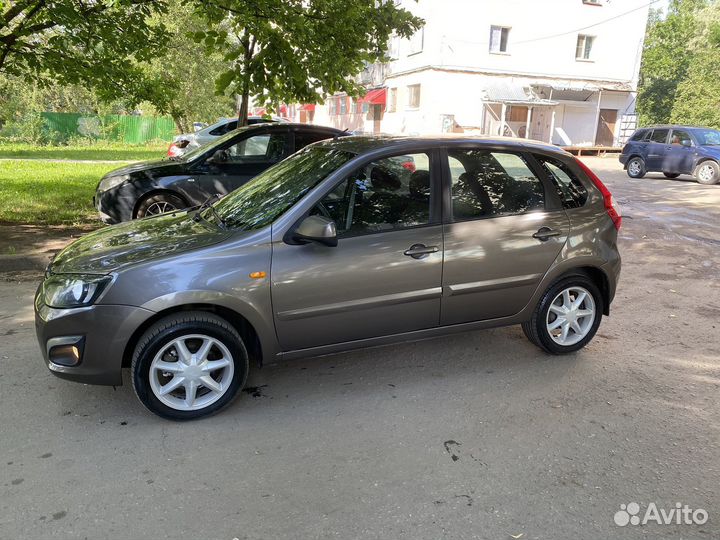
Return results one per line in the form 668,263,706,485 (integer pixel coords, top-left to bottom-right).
41,135,621,419
95,123,346,223
167,116,288,157
620,125,720,184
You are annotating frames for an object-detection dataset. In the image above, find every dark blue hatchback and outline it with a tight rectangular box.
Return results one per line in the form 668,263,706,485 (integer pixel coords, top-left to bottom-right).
619,125,720,185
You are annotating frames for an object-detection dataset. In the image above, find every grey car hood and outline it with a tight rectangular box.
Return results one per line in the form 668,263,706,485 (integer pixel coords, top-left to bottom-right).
49,213,232,274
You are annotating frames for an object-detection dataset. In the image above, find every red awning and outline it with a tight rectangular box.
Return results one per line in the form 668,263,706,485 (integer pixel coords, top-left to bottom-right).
299,104,316,111
358,88,386,105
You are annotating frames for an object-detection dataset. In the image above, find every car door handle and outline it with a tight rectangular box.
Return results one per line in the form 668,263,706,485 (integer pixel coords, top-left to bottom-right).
532,227,561,241
404,243,439,259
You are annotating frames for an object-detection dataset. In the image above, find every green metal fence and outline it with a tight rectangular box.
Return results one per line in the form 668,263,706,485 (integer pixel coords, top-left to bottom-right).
41,112,176,144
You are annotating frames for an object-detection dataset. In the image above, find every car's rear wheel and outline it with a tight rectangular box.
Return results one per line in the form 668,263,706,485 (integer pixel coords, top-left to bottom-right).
626,157,645,178
131,312,249,420
694,161,719,185
663,172,680,179
135,193,186,219
522,275,603,354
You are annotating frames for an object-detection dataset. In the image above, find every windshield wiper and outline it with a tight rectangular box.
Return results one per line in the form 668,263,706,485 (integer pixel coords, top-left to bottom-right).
192,194,227,229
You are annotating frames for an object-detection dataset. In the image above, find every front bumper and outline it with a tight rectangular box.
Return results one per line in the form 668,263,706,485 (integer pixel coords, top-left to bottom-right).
34,291,155,386
93,187,137,224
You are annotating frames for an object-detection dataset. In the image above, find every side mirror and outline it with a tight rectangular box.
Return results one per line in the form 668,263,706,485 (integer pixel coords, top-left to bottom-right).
291,215,337,247
207,149,228,164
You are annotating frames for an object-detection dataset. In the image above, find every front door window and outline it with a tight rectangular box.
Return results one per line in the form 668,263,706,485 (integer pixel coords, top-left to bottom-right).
315,153,433,236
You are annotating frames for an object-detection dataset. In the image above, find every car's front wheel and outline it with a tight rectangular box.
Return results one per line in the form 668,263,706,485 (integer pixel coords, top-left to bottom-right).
626,157,646,178
131,312,249,420
694,161,719,185
135,193,186,219
522,275,603,354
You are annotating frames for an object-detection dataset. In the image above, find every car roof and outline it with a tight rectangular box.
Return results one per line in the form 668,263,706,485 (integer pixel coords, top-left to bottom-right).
312,134,570,155
238,122,345,134
639,125,711,131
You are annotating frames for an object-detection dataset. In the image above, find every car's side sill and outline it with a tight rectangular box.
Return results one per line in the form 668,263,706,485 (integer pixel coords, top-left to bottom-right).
278,313,524,362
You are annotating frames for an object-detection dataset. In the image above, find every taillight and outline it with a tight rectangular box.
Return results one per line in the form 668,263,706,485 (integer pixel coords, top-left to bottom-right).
575,158,622,230
167,143,176,157
401,161,416,172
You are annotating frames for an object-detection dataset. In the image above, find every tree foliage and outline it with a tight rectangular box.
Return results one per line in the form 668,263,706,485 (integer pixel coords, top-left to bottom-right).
193,0,423,124
635,0,720,128
135,0,236,133
0,0,168,102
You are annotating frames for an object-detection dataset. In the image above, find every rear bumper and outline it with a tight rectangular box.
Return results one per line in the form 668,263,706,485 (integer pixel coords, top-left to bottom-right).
618,154,629,167
35,291,155,386
601,253,621,310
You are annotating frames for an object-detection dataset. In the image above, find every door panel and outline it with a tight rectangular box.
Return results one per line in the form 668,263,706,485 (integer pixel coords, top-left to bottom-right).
595,109,617,147
195,131,291,196
441,147,569,325
272,151,442,351
663,129,695,174
442,211,569,325
272,226,443,350
646,128,669,170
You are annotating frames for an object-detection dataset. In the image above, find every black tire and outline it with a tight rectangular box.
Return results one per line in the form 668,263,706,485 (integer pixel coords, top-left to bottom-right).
134,192,186,219
131,312,249,420
521,274,604,355
626,156,646,179
663,172,680,179
694,160,720,185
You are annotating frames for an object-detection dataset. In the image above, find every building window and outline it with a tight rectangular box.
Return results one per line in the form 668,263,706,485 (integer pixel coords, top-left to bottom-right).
489,26,511,54
576,34,594,60
388,34,400,60
407,84,421,109
407,27,424,55
339,97,347,115
328,98,336,116
387,88,398,113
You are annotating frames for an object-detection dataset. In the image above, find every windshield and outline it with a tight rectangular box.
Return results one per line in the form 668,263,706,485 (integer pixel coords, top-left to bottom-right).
208,146,355,230
693,129,720,146
178,125,253,162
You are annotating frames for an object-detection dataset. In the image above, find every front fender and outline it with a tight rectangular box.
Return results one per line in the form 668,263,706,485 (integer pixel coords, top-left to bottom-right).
140,289,280,362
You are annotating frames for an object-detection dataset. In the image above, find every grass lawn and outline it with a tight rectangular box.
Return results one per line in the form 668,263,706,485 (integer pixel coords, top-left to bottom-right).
0,160,127,225
0,142,167,161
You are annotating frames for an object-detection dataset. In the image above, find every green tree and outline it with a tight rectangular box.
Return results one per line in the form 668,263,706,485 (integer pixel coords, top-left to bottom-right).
136,0,236,133
193,0,423,125
670,3,720,127
636,0,706,125
0,0,168,101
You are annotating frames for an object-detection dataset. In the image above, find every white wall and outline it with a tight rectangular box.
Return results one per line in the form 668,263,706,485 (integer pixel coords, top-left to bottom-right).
392,0,649,86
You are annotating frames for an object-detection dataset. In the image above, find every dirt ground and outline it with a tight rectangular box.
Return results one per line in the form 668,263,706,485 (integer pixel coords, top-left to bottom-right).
0,156,718,540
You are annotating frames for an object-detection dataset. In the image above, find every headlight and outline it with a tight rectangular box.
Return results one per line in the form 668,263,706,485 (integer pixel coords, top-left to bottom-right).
43,274,112,308
97,174,131,193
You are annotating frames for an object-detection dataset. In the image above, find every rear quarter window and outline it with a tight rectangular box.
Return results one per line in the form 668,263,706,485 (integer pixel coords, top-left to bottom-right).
629,129,647,141
535,155,588,209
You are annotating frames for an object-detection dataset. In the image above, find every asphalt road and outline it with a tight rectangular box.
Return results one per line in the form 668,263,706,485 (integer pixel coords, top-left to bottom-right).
1,157,719,540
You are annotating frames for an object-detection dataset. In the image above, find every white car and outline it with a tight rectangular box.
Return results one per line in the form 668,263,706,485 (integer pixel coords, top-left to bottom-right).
167,116,287,157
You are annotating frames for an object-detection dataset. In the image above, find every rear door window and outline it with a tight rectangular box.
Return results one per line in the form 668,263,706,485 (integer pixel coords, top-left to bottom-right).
649,129,669,144
448,149,545,220
294,130,335,151
535,155,588,209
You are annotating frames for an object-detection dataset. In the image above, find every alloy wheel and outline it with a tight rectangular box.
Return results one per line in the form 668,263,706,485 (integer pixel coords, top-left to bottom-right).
698,164,716,184
148,334,234,411
545,286,596,346
145,201,177,216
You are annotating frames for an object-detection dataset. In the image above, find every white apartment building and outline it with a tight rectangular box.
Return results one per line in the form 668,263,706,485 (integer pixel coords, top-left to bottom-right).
292,0,650,147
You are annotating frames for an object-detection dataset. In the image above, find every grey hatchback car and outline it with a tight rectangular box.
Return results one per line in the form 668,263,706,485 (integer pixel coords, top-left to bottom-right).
35,136,622,420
